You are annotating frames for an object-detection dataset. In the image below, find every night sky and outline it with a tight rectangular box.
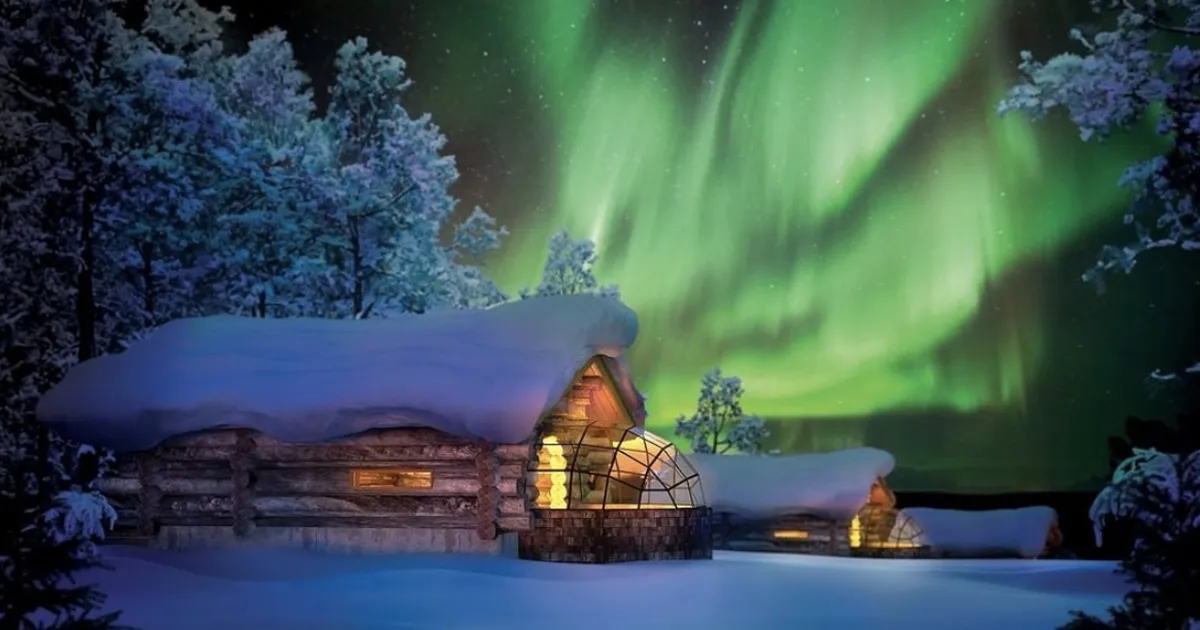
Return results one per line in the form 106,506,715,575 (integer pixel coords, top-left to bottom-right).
206,0,1200,492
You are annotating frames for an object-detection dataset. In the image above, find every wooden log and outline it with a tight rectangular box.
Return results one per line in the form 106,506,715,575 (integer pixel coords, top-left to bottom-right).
497,514,531,531
494,443,533,462
160,494,235,515
155,462,233,477
475,442,500,541
255,443,483,463
154,445,236,462
255,515,479,529
159,430,243,448
95,477,235,496
136,454,161,536
252,494,478,517
231,430,258,537
499,496,527,515
95,477,141,495
158,516,236,527
253,467,521,496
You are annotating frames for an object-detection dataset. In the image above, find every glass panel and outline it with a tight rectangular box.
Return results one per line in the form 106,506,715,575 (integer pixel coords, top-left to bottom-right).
527,423,706,510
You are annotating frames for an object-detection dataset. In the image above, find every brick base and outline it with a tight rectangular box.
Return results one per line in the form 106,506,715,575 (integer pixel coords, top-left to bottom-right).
518,507,712,563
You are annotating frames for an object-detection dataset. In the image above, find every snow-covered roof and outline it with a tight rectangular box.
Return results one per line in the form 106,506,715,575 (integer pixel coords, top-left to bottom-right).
899,507,1059,559
689,448,896,519
36,295,641,453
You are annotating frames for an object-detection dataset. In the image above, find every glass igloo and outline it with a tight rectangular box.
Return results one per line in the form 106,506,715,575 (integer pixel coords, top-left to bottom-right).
527,423,705,510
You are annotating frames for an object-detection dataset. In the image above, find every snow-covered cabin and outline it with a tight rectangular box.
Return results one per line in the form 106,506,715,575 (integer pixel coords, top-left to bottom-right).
35,296,710,562
898,507,1063,559
691,449,923,556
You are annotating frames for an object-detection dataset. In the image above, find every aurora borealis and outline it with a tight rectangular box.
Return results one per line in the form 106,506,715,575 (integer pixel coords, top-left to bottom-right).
227,0,1200,491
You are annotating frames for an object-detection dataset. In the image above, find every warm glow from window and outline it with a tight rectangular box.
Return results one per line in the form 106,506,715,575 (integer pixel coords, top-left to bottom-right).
849,515,862,548
535,436,568,509
772,530,810,540
351,469,433,489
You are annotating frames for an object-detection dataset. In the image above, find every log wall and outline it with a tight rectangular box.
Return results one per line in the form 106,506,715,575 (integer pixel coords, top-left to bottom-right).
712,513,852,555
97,427,533,552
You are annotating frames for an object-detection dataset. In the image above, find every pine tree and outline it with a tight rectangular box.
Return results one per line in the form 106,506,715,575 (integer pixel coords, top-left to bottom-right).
674,368,771,454
445,207,509,309
520,229,619,299
208,27,327,318
317,37,506,317
1063,449,1200,630
0,444,126,629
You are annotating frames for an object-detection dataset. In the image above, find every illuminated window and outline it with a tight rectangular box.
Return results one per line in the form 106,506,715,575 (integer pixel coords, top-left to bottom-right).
528,423,705,510
351,469,433,490
851,507,924,549
772,530,810,540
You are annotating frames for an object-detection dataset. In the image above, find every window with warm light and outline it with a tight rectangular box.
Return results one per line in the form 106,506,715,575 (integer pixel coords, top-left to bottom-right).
529,423,705,510
351,469,433,490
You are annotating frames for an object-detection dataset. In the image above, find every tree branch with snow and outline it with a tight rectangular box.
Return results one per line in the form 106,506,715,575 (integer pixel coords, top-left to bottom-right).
998,0,1200,384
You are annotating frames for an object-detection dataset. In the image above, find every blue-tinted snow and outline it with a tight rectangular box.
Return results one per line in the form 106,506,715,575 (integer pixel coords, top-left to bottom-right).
902,506,1061,559
82,547,1123,630
37,295,638,452
690,448,895,519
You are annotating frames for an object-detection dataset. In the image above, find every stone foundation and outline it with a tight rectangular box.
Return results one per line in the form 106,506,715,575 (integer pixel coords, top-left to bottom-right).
518,507,712,563
154,526,517,556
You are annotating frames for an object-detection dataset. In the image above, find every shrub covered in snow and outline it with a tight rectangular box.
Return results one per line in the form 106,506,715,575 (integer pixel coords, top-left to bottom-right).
1,440,126,628
1064,448,1200,630
674,368,771,455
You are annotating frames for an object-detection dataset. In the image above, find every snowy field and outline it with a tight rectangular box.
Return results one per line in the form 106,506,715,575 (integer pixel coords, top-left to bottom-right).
83,546,1125,630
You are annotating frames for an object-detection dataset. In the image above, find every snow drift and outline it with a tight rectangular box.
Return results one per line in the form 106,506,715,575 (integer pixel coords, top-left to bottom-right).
900,507,1059,559
36,295,640,452
689,448,895,519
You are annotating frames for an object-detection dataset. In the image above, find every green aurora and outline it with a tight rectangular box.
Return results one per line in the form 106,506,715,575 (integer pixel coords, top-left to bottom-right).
260,0,1196,490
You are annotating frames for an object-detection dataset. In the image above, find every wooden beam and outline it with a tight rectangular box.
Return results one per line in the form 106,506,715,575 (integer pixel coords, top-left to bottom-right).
255,515,480,529
232,430,258,537
136,453,161,537
475,442,500,541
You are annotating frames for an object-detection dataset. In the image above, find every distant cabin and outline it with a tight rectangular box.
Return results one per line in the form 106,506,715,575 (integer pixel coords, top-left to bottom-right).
36,296,711,563
692,449,927,557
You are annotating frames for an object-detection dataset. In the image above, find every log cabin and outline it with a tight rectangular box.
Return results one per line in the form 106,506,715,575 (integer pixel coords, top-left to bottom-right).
693,448,928,557
36,295,711,562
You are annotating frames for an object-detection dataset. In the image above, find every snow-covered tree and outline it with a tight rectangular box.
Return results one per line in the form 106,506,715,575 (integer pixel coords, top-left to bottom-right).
315,37,504,317
0,443,125,629
444,207,509,309
674,368,771,454
997,0,1200,383
1066,448,1200,630
520,229,619,299
207,28,329,318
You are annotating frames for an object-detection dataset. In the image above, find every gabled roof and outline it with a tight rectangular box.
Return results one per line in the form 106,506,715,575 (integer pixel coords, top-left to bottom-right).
37,295,641,453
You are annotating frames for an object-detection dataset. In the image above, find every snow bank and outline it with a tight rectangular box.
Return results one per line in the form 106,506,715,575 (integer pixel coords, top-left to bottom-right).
901,507,1059,559
37,295,639,452
689,448,895,519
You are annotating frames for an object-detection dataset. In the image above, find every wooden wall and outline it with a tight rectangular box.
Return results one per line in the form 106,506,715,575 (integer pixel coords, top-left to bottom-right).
97,427,532,549
712,513,853,555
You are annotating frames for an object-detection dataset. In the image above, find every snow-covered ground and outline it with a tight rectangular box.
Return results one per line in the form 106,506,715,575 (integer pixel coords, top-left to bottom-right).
84,546,1125,629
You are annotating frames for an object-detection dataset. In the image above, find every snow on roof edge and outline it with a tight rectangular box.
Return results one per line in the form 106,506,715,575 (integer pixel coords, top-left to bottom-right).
689,448,896,519
37,295,642,453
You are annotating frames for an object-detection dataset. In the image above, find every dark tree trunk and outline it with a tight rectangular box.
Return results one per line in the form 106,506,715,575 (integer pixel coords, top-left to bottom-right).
76,194,97,362
349,214,364,317
140,241,155,318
